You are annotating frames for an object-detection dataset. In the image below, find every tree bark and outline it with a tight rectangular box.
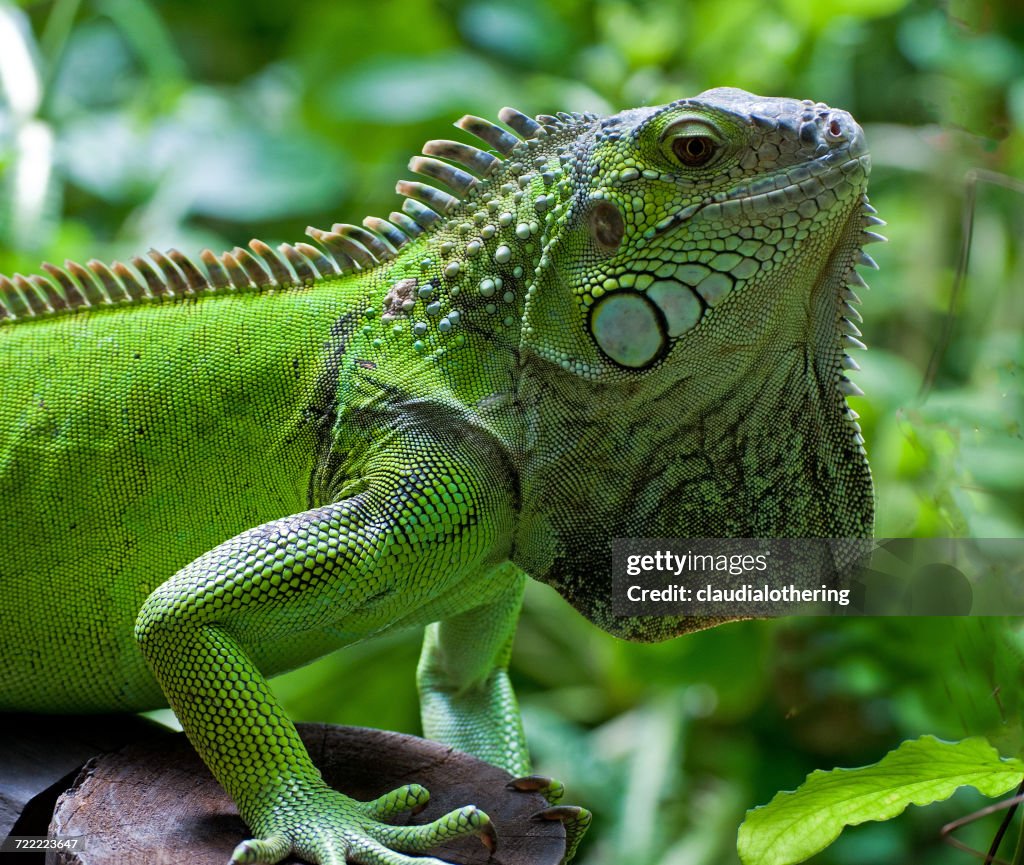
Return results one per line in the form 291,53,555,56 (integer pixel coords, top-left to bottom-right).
41,723,564,865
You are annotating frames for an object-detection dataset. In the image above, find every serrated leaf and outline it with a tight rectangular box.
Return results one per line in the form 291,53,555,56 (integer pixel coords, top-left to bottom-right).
738,735,1024,865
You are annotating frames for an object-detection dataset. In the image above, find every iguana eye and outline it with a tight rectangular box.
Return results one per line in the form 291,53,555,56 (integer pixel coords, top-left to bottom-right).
660,119,725,169
671,135,717,167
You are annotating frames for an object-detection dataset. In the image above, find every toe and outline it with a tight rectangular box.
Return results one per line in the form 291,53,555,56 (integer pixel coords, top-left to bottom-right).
532,805,585,823
378,804,497,855
348,838,451,865
230,833,290,865
362,784,432,820
508,774,565,804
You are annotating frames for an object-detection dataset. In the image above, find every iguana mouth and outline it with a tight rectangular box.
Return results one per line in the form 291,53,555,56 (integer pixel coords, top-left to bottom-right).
649,153,871,242
652,153,873,240
711,153,871,212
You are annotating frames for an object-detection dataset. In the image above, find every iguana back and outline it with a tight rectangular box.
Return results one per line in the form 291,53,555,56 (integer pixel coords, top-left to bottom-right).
1,281,370,709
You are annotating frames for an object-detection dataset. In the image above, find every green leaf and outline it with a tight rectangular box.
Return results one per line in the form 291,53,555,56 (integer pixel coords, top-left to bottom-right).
738,735,1024,865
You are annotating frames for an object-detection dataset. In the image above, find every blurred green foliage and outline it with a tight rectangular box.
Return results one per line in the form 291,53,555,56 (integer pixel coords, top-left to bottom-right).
1,1,1022,863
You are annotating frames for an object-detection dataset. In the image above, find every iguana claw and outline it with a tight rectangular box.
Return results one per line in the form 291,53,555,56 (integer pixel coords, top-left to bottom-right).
508,776,590,864
532,805,585,822
479,820,498,853
506,774,565,804
531,805,592,865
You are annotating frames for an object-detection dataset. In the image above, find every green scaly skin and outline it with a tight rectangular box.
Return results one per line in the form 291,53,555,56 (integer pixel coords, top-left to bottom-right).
0,88,877,864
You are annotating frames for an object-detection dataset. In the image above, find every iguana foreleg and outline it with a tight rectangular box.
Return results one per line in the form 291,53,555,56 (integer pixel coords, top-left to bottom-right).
135,447,517,865
417,565,530,775
419,568,592,863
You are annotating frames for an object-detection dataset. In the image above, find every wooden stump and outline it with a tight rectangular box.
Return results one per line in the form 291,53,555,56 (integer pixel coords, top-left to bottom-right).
0,713,162,844
44,723,565,865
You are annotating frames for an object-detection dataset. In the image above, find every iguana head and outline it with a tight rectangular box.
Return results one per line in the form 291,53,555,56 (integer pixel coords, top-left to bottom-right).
511,87,873,375
462,88,880,641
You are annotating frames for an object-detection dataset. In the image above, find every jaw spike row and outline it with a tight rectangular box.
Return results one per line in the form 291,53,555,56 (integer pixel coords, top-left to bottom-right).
856,250,879,269
838,376,865,397
498,107,541,139
840,317,862,338
846,270,869,290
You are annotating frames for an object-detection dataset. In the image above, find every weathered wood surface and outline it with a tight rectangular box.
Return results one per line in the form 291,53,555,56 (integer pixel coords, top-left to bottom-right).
45,723,564,865
0,713,161,843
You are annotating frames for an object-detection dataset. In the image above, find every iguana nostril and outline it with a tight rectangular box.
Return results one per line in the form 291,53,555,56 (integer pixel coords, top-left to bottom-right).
588,200,625,252
829,119,843,137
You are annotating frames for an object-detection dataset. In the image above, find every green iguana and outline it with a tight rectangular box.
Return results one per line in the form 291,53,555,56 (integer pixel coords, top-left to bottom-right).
0,87,880,865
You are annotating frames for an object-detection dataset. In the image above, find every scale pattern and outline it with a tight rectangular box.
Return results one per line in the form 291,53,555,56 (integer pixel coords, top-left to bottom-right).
0,88,879,864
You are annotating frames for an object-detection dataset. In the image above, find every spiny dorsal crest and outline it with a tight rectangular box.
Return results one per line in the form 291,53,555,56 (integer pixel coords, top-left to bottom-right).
0,107,593,323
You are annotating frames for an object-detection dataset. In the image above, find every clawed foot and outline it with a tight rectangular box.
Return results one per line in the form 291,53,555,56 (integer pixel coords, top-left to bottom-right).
508,775,591,864
506,774,565,804
230,782,495,865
